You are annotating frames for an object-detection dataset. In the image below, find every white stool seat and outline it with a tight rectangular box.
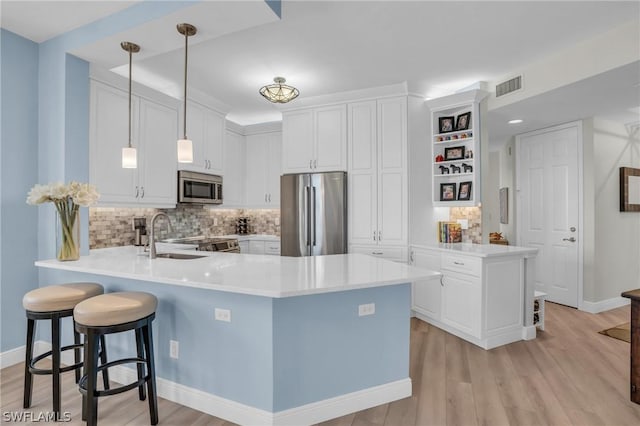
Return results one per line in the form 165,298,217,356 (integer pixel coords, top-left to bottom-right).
23,283,104,312
74,292,158,327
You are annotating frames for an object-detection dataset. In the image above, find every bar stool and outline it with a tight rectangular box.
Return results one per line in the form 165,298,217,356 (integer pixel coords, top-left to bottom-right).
74,291,158,426
22,282,107,420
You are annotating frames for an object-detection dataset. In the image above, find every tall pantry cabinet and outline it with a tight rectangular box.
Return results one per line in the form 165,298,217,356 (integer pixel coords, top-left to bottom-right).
348,96,408,262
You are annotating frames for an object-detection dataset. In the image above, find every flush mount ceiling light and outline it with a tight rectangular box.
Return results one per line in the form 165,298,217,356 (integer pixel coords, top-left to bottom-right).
259,77,300,104
508,119,524,124
121,41,140,169
177,23,197,163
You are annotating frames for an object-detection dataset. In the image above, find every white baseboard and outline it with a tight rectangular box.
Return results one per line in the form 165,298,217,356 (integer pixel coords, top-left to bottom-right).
108,365,411,426
0,341,52,369
581,296,630,314
522,325,537,340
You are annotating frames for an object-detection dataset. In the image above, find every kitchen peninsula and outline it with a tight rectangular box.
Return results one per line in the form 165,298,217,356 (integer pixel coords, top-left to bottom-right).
36,247,439,425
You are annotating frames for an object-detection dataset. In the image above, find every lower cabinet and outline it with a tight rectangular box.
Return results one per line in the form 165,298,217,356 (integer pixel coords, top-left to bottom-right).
410,245,525,349
241,238,281,255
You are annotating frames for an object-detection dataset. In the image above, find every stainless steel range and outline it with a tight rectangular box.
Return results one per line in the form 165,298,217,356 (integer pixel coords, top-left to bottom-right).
162,236,240,253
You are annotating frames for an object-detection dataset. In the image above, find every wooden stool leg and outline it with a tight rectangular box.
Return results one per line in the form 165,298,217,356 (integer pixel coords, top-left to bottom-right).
142,323,158,425
74,329,81,383
85,330,100,426
51,314,61,420
23,318,35,409
99,335,109,390
135,328,146,401
631,299,640,404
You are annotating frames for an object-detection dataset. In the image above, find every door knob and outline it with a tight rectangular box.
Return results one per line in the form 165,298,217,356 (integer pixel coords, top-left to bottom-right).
570,227,576,232
562,237,576,242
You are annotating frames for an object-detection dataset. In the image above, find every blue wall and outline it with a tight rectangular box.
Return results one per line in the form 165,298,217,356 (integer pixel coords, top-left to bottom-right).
0,29,40,351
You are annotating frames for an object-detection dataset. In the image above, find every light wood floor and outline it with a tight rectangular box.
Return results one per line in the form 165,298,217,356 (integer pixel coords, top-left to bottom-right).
2,302,640,425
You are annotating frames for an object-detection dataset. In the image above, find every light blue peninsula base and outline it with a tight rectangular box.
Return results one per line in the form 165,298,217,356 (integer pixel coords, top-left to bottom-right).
36,249,437,425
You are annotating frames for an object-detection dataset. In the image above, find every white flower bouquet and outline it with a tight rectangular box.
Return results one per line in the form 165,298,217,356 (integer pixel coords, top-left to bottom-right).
27,182,99,260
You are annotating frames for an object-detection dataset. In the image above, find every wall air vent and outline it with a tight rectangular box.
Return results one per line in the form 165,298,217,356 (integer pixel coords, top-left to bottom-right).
496,75,522,97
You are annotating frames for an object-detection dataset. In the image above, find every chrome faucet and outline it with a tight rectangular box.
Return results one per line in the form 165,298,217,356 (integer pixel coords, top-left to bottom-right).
149,212,172,259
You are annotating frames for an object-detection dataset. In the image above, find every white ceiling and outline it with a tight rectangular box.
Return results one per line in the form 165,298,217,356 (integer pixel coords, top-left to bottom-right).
1,1,639,145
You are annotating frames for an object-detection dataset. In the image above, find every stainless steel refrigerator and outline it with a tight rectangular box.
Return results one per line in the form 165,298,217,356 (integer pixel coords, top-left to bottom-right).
280,171,347,257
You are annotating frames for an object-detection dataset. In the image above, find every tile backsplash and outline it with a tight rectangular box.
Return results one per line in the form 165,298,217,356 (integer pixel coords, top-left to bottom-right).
449,206,482,244
90,206,280,249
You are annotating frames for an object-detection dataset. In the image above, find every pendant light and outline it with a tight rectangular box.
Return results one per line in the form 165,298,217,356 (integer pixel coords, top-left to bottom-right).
121,41,140,168
259,77,299,103
177,23,197,163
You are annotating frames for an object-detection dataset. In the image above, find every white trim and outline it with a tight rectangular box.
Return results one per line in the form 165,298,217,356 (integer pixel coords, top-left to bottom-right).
581,297,630,314
0,345,25,369
244,121,282,135
278,82,408,111
522,325,537,340
108,365,410,426
515,121,584,309
0,341,52,369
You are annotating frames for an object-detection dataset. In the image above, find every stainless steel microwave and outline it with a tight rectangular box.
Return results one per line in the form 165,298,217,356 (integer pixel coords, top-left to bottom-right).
178,170,222,204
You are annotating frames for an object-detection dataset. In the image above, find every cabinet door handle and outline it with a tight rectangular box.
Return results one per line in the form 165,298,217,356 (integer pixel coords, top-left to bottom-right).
268,194,271,202
440,275,444,286
562,237,576,242
378,231,382,241
410,251,414,263
135,186,139,198
265,194,268,202
453,261,465,265
372,252,383,255
309,160,313,169
314,159,317,169
373,231,376,241
141,187,145,198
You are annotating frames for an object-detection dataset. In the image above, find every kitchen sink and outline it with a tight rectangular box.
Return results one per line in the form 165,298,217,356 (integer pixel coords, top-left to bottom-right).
155,253,206,260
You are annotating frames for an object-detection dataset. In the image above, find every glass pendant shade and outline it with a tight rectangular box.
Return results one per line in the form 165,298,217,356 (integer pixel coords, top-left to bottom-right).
122,147,137,168
259,77,299,103
177,139,193,163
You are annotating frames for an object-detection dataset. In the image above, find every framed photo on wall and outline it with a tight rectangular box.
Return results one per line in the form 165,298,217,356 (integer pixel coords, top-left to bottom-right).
458,181,472,201
620,167,640,212
444,146,465,161
438,116,455,133
499,187,509,223
455,112,471,131
440,183,456,201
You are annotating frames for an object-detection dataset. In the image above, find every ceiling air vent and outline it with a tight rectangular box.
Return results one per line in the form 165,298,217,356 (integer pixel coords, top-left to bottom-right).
496,75,522,97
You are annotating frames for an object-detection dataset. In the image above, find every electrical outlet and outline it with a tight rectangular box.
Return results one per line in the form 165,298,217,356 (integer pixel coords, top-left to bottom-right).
169,340,179,359
215,308,231,322
213,217,219,226
358,303,375,317
275,217,280,226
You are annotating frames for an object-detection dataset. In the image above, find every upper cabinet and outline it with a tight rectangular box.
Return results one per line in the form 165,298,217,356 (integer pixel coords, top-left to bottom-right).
179,100,225,175
222,129,246,207
348,96,408,251
428,90,487,207
245,131,282,208
282,105,347,173
89,80,178,207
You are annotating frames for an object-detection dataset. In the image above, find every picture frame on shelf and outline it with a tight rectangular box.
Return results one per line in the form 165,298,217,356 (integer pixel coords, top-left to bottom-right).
458,181,472,201
444,146,465,161
440,183,457,201
438,116,455,133
455,112,471,131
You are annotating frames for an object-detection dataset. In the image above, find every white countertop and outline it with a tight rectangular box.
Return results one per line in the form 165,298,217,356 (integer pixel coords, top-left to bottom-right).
35,246,439,298
412,243,538,257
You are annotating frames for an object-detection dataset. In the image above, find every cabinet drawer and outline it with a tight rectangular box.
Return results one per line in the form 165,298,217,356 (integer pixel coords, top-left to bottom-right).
441,253,481,277
249,240,265,254
265,242,281,255
350,245,407,262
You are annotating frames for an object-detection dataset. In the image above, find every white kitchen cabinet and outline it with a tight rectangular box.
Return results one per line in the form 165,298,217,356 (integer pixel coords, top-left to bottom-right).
409,247,441,321
90,80,177,207
249,240,265,255
410,245,530,349
223,129,246,207
348,97,407,251
282,105,347,173
245,132,281,207
238,240,249,254
179,100,225,174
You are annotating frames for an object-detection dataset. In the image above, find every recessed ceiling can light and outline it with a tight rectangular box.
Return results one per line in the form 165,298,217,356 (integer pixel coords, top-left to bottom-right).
508,119,523,124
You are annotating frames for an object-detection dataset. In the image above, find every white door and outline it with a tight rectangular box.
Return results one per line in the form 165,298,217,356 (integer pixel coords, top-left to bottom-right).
267,132,282,206
205,108,224,174
441,271,481,338
314,105,347,171
282,110,313,173
245,134,269,206
411,248,441,320
517,122,581,307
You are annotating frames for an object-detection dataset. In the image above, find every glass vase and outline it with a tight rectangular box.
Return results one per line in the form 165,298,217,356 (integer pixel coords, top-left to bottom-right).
56,210,80,261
